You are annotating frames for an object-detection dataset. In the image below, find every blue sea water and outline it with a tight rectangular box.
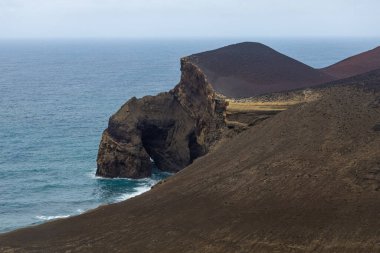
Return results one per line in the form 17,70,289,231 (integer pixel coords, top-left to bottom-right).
0,38,379,233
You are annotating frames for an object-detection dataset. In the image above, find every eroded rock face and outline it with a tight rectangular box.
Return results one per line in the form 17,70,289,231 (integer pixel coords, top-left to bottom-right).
96,59,226,178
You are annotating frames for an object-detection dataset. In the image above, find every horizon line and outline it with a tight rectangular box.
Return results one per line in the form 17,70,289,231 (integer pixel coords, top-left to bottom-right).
1,36,380,41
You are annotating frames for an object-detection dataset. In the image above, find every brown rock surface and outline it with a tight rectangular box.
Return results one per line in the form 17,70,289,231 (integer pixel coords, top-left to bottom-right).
1,70,380,253
96,59,226,178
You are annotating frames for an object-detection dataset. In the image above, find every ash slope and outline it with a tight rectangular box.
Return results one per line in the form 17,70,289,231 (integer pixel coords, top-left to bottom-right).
322,46,380,79
1,71,380,253
186,42,335,97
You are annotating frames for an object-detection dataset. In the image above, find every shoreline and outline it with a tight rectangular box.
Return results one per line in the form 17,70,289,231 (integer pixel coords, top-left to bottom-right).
1,168,171,234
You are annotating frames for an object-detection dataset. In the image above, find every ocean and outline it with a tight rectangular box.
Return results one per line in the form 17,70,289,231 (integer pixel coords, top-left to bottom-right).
1,38,379,233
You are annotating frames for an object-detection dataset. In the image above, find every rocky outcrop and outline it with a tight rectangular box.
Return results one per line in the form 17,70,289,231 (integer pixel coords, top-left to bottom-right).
96,59,226,178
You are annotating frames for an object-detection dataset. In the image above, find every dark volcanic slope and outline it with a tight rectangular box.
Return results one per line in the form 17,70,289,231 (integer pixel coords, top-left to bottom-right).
1,72,380,252
322,46,380,79
186,42,335,97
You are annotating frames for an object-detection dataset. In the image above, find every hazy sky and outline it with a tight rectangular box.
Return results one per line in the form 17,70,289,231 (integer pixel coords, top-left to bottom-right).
1,0,379,38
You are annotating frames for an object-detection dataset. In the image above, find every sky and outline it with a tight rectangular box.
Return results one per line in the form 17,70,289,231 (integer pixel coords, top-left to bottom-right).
1,0,380,39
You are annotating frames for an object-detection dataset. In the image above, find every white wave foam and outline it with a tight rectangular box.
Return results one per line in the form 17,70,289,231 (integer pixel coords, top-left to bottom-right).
115,185,152,202
86,169,99,179
35,215,70,221
34,178,162,224
86,169,136,181
86,167,168,203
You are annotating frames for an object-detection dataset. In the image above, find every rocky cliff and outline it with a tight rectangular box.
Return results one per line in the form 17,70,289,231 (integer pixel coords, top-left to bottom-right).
96,59,226,178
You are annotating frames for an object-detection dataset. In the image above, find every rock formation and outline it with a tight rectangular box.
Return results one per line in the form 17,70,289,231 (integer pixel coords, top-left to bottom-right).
96,59,226,178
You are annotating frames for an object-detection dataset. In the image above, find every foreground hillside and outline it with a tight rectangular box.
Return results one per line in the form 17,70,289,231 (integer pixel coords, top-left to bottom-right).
1,71,379,252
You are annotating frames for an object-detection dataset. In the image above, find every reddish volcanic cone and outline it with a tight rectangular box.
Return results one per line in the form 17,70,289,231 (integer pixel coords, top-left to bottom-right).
322,46,380,79
186,42,335,98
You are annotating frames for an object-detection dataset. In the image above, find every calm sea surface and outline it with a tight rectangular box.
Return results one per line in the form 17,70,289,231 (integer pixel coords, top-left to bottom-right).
0,38,379,233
